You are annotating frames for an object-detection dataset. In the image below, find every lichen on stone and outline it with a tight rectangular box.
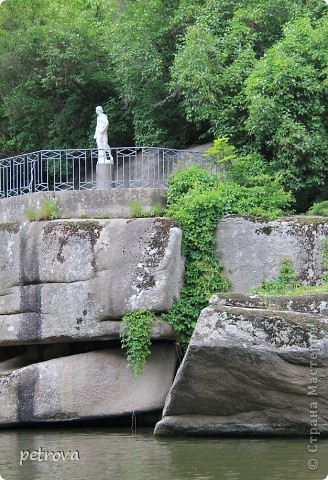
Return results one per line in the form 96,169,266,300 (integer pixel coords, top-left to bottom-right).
43,220,103,246
0,222,20,234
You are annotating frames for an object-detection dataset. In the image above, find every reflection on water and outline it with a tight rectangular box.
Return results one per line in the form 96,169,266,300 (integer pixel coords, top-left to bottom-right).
0,427,327,480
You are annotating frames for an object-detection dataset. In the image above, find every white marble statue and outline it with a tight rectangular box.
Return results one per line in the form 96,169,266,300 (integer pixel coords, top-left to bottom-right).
94,106,113,164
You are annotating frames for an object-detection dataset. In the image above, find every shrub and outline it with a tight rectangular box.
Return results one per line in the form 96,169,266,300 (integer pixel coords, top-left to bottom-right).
166,165,217,209
202,137,236,166
163,256,230,347
307,200,328,217
25,206,36,221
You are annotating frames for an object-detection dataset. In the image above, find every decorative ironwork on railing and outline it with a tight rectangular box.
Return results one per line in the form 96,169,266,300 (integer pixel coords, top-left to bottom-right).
0,147,217,199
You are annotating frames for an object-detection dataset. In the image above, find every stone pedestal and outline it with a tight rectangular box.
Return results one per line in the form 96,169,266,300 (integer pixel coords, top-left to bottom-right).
96,163,112,190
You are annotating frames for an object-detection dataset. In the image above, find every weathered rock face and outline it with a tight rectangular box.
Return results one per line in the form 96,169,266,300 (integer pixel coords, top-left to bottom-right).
155,294,328,436
0,218,183,346
216,215,328,292
215,292,328,315
0,216,182,426
0,344,177,424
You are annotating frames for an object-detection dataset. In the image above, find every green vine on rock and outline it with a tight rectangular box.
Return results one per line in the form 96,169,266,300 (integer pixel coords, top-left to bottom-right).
164,143,294,350
120,309,155,376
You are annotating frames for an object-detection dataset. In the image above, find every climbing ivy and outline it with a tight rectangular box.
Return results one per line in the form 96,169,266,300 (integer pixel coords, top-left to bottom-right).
120,309,155,376
164,147,293,349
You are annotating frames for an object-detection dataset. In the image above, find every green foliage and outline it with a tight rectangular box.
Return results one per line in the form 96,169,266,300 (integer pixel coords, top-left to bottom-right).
164,147,293,347
25,199,59,221
25,206,37,222
244,15,328,209
129,200,147,219
105,0,192,146
164,256,230,347
321,237,328,284
166,166,217,208
0,0,118,154
170,0,301,145
1,0,306,154
307,201,328,217
284,284,328,296
225,152,271,187
1,0,328,208
129,199,164,218
170,24,222,127
202,137,236,166
149,201,164,218
253,257,300,295
37,200,59,220
120,309,154,376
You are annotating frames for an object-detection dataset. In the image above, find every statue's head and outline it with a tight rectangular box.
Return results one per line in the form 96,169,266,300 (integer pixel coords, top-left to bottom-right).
95,106,104,114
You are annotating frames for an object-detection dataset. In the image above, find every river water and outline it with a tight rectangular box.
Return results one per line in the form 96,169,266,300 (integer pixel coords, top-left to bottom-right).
0,427,327,480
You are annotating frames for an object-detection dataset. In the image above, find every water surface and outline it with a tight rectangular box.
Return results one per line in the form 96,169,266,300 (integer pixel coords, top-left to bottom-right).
0,428,327,480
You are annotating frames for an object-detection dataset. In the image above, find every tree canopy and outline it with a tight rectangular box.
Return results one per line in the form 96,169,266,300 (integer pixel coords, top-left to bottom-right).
0,0,328,209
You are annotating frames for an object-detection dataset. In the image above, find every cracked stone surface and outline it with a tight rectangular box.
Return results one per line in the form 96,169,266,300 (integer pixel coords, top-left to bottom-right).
0,218,183,345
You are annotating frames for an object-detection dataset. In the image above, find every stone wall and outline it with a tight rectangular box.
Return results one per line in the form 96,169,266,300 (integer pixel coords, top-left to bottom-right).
0,188,166,223
216,215,328,292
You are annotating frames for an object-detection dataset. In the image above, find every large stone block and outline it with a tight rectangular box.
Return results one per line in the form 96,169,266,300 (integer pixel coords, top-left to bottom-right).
155,294,328,436
216,215,328,292
0,218,183,345
0,344,177,424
